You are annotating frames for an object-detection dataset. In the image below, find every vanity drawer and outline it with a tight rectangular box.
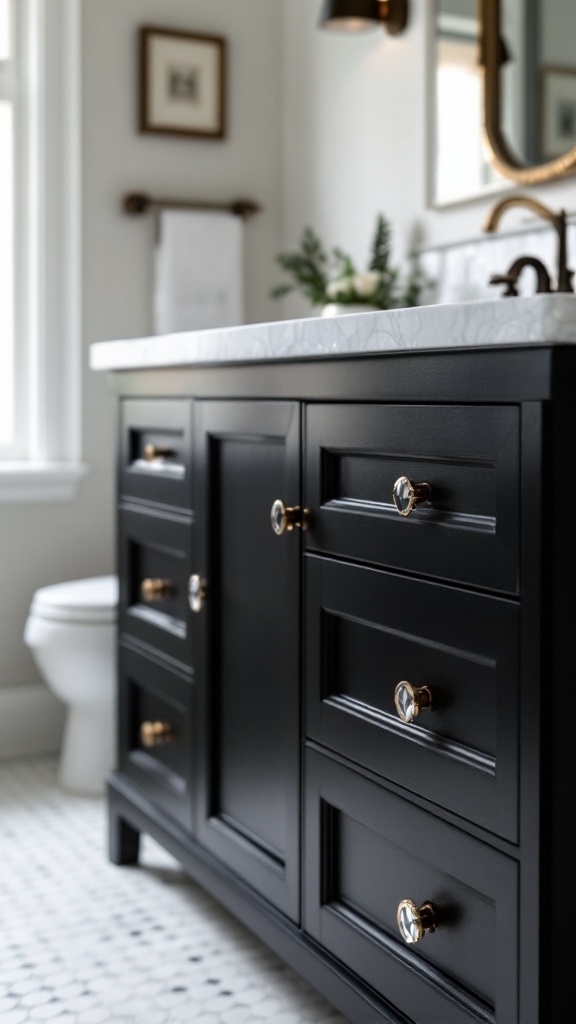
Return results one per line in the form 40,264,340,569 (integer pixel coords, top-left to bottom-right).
119,644,194,831
305,403,520,594
306,556,519,840
119,507,193,668
304,749,518,1024
120,399,193,511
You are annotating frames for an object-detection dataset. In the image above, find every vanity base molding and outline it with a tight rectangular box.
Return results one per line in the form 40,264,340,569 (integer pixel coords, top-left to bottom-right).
108,772,406,1024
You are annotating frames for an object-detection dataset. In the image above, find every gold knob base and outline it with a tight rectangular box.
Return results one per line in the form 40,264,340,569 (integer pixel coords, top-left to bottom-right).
140,721,174,748
271,500,309,536
141,578,173,602
143,443,175,462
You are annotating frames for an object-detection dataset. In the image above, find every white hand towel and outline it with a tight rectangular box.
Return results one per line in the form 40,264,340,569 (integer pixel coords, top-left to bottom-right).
154,209,245,334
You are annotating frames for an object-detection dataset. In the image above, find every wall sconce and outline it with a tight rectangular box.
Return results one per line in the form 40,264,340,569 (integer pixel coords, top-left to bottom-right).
319,0,409,35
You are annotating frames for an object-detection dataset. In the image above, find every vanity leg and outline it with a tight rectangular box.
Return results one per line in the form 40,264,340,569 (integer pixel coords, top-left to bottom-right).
109,805,140,865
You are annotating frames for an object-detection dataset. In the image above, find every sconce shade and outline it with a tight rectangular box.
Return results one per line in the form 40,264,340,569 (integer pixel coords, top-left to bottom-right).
319,0,381,32
319,0,408,35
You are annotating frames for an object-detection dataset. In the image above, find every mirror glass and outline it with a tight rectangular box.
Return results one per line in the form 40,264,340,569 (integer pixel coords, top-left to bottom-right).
433,0,576,204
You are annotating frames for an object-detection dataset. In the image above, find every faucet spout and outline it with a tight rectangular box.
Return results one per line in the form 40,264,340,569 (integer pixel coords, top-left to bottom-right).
483,194,574,294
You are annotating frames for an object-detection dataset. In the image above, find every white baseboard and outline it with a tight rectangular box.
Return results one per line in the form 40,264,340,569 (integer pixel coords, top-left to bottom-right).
0,684,65,759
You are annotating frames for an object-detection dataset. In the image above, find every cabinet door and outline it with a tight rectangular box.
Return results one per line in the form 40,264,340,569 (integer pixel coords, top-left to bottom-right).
194,402,301,922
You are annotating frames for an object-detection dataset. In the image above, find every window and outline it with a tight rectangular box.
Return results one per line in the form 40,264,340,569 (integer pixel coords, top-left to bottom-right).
0,0,15,451
0,0,86,501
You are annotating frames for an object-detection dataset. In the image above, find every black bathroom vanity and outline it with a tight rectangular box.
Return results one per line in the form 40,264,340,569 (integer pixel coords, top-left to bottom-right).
91,295,576,1024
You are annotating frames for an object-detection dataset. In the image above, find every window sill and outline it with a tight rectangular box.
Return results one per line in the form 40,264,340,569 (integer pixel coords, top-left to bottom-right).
0,462,89,503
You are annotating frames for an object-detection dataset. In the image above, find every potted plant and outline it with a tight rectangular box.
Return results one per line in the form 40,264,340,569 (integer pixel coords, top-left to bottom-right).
270,214,419,316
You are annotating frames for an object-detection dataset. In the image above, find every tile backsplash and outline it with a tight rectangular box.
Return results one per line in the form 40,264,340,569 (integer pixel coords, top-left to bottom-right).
418,222,576,306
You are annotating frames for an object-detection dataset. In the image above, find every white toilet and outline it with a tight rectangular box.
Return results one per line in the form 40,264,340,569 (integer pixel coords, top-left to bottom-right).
24,576,118,796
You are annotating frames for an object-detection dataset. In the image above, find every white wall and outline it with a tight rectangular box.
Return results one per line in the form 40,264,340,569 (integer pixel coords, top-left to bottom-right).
0,0,284,757
83,0,284,342
281,0,576,316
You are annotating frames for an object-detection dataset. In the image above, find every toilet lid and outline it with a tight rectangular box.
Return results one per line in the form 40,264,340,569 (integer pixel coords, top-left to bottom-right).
30,576,118,623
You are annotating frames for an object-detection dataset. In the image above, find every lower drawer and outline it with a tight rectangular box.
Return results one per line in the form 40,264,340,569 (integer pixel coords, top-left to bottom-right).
119,644,194,831
304,748,518,1024
306,555,519,841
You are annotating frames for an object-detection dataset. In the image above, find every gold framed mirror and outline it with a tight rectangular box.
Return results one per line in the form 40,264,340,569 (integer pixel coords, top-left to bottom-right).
482,0,576,185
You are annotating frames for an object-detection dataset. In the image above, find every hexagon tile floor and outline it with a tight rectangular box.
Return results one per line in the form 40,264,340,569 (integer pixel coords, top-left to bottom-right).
0,757,348,1024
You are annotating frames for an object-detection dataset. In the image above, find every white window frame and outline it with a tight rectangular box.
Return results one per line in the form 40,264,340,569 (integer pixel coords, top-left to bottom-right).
0,0,87,502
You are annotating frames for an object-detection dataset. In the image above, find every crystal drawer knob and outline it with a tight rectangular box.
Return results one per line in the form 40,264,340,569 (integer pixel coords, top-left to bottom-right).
143,443,175,462
394,682,432,724
270,500,308,536
397,900,436,944
188,574,207,613
392,476,431,517
140,721,174,748
141,578,173,602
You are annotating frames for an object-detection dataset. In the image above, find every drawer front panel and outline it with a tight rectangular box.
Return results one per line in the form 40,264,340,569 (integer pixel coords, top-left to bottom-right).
304,749,518,1024
119,509,192,668
119,644,194,831
306,556,519,840
305,404,520,593
120,399,193,511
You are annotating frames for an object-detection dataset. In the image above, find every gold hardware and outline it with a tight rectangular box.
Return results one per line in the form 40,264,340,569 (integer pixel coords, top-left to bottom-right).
392,477,431,517
379,0,409,36
188,574,207,614
140,721,174,748
141,578,173,602
484,195,573,294
481,0,576,185
397,900,436,945
394,682,432,724
270,500,309,536
319,0,409,36
143,443,175,462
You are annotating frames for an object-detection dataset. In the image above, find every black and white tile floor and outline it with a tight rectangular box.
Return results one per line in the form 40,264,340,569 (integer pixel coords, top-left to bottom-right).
0,758,347,1024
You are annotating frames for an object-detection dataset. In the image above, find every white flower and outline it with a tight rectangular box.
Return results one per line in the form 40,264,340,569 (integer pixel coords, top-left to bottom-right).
352,271,382,298
326,276,354,299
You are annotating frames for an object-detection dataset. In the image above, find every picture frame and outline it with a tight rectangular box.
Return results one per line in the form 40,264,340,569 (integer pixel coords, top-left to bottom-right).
541,66,576,161
139,26,227,140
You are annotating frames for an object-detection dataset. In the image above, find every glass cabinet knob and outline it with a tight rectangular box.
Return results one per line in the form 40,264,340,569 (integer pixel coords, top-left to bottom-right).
397,900,436,944
143,443,175,462
394,681,433,724
140,721,174,748
188,574,207,613
392,476,431,517
141,578,173,602
270,500,309,536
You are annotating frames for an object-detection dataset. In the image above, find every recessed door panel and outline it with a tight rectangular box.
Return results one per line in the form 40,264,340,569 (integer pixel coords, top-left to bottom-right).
194,401,301,922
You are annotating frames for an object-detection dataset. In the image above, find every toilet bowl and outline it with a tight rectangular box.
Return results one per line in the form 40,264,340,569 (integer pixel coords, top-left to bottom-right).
24,576,118,795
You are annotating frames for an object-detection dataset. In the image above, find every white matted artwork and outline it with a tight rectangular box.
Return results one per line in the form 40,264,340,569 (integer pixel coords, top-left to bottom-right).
541,66,576,160
139,27,226,139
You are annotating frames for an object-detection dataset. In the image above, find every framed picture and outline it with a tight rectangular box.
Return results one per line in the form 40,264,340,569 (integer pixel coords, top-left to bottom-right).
139,26,227,139
541,66,576,160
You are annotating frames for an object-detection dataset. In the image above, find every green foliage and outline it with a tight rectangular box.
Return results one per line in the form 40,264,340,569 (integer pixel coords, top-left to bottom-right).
272,227,330,307
271,214,420,311
369,214,392,274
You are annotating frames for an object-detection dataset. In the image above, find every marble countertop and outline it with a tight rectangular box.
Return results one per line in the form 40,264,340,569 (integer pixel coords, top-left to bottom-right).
89,295,576,371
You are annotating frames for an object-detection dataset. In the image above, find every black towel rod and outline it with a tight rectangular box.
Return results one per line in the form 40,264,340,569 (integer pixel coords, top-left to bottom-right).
123,192,261,219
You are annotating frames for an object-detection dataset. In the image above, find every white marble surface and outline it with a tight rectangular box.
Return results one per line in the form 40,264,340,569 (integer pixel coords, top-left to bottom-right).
90,295,576,371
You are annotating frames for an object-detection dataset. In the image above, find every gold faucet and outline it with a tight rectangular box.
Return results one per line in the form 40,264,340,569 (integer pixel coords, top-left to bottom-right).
483,194,574,294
